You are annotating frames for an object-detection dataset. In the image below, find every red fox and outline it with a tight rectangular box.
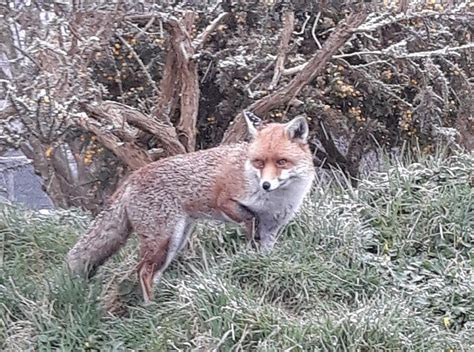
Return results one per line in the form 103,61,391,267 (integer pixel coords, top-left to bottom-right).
67,112,315,303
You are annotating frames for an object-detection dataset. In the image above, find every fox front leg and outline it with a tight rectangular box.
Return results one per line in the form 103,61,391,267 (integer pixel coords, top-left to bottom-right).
255,217,283,253
219,199,258,243
237,203,259,243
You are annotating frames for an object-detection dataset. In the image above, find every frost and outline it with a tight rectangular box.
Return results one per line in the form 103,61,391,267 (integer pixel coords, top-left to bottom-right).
218,55,248,69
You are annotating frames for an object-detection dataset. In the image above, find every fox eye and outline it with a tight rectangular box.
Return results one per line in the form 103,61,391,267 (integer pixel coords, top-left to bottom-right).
276,159,288,167
252,159,265,169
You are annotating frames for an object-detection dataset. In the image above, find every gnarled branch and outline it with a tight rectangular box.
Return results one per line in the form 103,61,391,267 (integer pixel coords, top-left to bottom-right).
77,112,151,170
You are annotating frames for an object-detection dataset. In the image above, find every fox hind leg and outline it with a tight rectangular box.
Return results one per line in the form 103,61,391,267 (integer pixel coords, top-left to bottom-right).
176,220,195,254
137,216,191,304
152,217,194,285
137,236,169,304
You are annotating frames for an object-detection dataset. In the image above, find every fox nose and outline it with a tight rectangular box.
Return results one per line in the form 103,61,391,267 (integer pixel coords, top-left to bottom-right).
262,181,271,191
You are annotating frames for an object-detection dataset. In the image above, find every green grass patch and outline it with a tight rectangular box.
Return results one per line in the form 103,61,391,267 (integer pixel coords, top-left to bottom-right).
1,150,473,350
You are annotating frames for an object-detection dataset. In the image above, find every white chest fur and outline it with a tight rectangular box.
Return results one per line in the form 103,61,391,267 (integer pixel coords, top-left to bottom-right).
242,175,313,223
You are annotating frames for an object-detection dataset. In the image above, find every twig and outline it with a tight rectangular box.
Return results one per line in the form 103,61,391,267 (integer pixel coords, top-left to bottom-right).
293,12,311,35
134,15,156,39
210,0,223,14
333,42,474,59
351,59,389,68
118,35,158,94
311,12,322,50
192,12,229,50
269,10,295,91
355,10,473,33
246,61,273,98
11,44,41,69
159,18,164,38
200,60,213,84
282,62,307,76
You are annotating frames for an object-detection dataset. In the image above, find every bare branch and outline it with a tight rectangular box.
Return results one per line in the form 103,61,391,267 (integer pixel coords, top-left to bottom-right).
355,10,473,33
151,45,179,125
333,42,474,59
192,12,229,50
77,112,152,170
246,61,274,98
282,62,307,76
293,12,311,35
311,12,322,50
134,15,156,39
269,10,295,91
284,42,474,76
118,35,158,94
99,101,185,156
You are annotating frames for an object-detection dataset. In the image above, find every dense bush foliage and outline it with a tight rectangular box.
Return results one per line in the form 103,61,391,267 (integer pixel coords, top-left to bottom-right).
1,1,472,211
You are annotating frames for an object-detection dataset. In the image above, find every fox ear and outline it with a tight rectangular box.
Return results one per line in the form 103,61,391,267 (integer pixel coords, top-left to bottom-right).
286,116,309,143
244,111,262,137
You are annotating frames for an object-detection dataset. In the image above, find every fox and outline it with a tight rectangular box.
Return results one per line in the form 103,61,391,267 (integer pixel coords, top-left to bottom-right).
67,112,315,303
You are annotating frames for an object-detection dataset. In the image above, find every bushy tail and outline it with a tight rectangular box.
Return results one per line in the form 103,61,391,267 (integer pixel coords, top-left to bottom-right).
67,186,131,278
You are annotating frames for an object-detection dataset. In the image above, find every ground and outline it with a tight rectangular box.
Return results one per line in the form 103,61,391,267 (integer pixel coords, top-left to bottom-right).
0,149,472,351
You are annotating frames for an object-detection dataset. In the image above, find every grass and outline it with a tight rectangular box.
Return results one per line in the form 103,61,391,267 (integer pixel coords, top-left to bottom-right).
1,149,473,351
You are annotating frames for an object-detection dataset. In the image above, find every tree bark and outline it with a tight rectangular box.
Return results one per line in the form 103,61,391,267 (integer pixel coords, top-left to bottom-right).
151,46,179,125
20,139,69,208
78,112,152,170
167,15,199,152
85,101,186,156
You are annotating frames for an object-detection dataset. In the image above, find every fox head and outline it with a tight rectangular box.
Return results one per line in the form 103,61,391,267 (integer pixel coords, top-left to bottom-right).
244,111,313,192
